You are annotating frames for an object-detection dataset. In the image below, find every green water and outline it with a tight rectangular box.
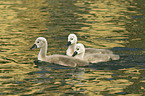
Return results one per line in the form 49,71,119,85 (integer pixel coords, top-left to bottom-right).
0,0,145,95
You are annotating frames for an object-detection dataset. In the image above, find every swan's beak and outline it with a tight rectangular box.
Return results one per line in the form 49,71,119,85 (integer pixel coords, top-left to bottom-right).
67,41,71,46
30,44,37,50
72,51,78,57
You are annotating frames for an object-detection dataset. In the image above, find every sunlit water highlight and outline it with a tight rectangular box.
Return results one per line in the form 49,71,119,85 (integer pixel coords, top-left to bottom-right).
0,0,145,95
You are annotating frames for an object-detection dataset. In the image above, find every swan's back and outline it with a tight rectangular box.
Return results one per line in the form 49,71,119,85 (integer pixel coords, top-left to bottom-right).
84,53,110,63
84,53,120,63
84,48,120,63
45,54,89,67
85,48,113,54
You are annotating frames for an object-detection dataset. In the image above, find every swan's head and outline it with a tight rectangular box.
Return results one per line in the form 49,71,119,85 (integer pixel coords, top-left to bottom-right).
67,34,77,46
30,37,47,50
72,43,85,58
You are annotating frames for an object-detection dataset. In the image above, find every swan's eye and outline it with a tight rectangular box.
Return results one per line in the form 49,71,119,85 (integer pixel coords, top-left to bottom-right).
37,41,39,43
77,48,79,50
70,38,73,40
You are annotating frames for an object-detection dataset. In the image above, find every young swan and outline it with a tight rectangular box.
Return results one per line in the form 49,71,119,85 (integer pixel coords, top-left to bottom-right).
72,43,120,63
30,37,89,67
66,34,113,56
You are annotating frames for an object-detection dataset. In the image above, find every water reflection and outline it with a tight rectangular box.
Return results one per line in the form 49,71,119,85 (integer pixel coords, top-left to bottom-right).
30,61,145,95
73,0,129,49
0,0,145,95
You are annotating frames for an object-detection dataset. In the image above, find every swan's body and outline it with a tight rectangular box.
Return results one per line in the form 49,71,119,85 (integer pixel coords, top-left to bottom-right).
85,48,113,54
66,34,113,56
30,37,89,67
72,43,120,63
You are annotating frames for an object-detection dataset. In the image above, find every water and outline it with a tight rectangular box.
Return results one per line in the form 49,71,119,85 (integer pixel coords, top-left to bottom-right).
0,0,145,95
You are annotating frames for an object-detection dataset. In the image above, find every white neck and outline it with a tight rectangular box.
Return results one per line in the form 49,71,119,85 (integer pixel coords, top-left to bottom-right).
38,42,47,61
66,43,76,56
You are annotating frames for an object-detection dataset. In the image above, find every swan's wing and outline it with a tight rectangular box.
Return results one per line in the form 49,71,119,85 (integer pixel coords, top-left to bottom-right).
85,48,113,54
84,53,120,63
84,54,111,63
46,55,89,67
109,54,120,60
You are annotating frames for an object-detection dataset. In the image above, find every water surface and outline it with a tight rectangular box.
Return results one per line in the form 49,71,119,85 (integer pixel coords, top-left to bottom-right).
0,0,145,95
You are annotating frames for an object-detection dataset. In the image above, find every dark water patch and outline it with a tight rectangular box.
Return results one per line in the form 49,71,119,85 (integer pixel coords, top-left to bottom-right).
1,56,17,63
131,15,144,19
0,93,5,95
115,92,127,95
83,62,136,70
107,78,114,80
0,76,12,79
94,37,127,41
0,60,10,64
35,71,52,74
112,47,145,51
35,77,53,80
112,30,125,33
0,44,16,46
0,69,13,73
14,81,23,84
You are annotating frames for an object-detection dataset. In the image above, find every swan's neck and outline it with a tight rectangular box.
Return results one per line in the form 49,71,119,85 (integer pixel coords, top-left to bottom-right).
38,43,47,61
66,43,76,56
